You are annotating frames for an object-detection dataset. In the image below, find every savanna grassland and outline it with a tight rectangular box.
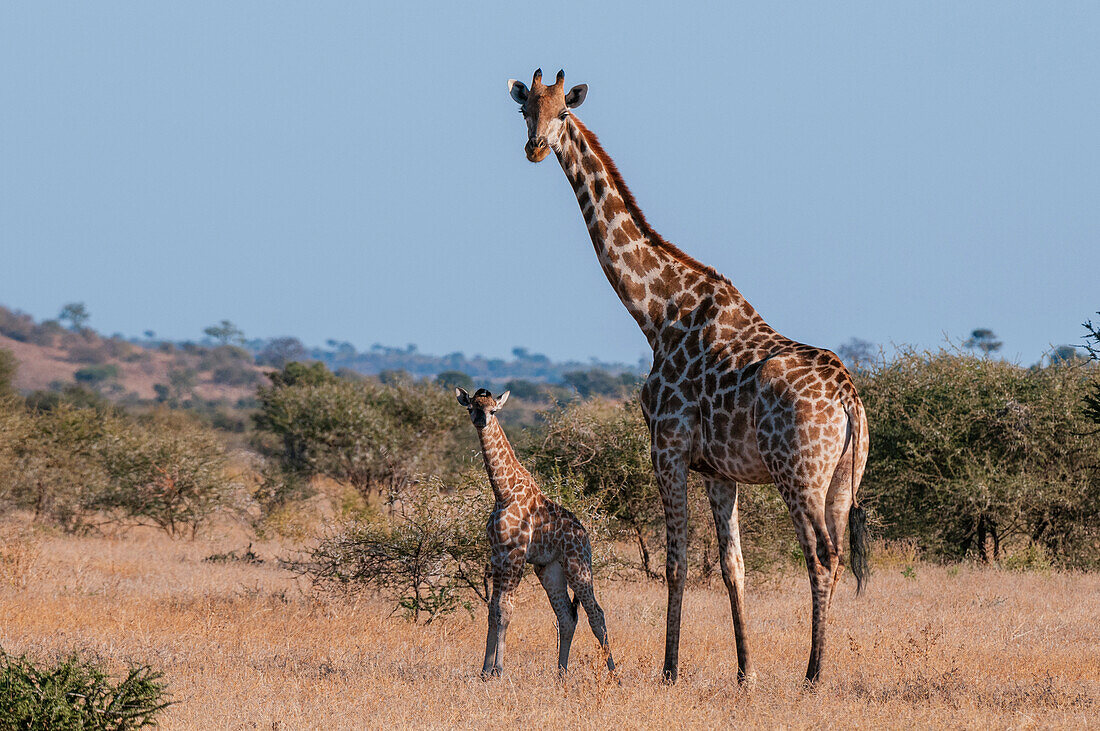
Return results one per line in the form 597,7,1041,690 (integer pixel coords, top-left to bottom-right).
3,312,1100,728
2,521,1096,729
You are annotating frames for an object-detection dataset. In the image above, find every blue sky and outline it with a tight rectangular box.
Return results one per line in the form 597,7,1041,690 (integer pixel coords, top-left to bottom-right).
2,3,1097,365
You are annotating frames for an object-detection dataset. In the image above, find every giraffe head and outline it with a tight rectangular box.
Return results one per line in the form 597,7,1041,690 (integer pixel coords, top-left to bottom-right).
456,387,511,429
508,68,588,162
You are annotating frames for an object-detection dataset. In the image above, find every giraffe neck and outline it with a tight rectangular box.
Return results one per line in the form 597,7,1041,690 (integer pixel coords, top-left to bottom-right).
475,418,535,505
552,115,755,349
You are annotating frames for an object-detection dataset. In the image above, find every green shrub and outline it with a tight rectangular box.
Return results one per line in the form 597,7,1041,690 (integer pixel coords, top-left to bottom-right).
0,649,170,729
433,370,474,391
95,412,238,537
858,349,1100,567
210,363,261,387
25,385,113,415
501,378,543,401
0,401,237,537
74,364,119,386
254,364,463,499
561,369,642,398
0,348,16,398
1,404,112,531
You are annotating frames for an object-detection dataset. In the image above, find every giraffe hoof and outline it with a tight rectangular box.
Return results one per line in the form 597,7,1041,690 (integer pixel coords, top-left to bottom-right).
660,666,678,685
480,668,502,681
737,670,757,690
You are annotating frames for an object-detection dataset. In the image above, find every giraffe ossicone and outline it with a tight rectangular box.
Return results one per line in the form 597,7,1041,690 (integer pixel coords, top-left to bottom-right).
507,68,871,686
456,386,615,679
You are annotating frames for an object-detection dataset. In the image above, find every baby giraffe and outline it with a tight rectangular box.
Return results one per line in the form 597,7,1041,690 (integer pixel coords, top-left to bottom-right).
456,387,614,678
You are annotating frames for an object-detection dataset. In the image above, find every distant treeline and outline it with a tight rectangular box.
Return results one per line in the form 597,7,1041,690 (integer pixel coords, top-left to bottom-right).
0,303,645,388
242,339,645,386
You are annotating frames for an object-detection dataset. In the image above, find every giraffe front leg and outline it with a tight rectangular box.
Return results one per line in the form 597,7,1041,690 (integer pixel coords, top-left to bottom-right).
482,585,502,678
482,557,523,679
705,478,756,686
653,444,689,683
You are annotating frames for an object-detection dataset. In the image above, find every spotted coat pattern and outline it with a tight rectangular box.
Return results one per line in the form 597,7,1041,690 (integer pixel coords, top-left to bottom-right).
509,69,870,684
456,387,614,678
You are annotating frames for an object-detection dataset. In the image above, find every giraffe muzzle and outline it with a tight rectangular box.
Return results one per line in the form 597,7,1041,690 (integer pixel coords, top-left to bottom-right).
525,136,550,162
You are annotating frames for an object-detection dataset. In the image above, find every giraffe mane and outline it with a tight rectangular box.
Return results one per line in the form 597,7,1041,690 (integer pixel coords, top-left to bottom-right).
570,116,733,287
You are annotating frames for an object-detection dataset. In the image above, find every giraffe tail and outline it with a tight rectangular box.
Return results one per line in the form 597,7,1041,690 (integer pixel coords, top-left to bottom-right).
846,403,870,595
569,590,580,622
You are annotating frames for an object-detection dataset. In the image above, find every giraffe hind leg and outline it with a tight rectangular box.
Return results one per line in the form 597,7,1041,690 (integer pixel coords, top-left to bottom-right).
824,448,856,606
785,500,835,685
534,561,578,673
564,556,615,672
704,478,756,686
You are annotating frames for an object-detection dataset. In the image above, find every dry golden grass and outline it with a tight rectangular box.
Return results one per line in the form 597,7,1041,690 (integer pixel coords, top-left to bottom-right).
0,522,1096,729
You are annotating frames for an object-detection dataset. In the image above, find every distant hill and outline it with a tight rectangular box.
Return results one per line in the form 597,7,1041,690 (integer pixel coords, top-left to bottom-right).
0,330,264,404
0,304,646,403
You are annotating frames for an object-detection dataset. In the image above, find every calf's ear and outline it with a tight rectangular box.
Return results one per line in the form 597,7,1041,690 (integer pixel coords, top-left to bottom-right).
565,84,588,108
509,79,529,104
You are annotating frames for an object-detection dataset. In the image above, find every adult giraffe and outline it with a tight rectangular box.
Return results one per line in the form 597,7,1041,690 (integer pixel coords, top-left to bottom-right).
507,69,870,685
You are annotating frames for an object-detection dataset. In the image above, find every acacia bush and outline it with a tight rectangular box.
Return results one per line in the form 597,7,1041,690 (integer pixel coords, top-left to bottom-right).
95,412,238,537
295,480,491,623
858,349,1100,567
254,363,464,499
0,398,238,536
0,404,112,531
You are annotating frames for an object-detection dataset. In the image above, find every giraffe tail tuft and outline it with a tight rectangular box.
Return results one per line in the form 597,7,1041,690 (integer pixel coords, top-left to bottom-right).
849,503,870,595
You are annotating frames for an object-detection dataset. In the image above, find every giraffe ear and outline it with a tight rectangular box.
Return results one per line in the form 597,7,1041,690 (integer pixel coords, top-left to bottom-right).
495,391,510,409
565,84,588,108
455,387,471,407
508,79,528,104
